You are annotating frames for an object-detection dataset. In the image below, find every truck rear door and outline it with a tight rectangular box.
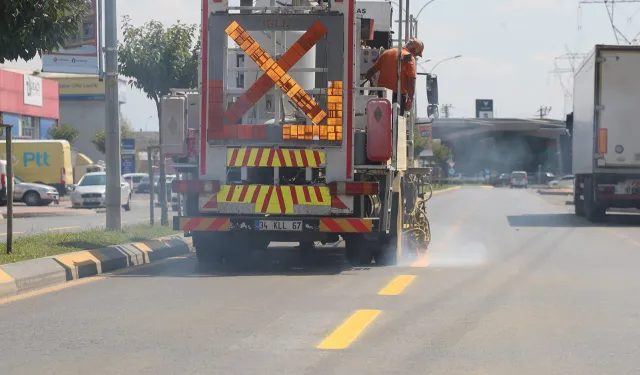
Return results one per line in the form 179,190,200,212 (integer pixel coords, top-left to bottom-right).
598,49,640,167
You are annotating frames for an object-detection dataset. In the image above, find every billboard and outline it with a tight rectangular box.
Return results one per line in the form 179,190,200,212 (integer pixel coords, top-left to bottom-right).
42,0,98,74
121,138,136,174
475,99,494,119
56,77,105,101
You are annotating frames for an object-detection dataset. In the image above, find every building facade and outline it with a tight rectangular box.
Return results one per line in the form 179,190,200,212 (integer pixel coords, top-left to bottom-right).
1,69,126,163
0,69,60,139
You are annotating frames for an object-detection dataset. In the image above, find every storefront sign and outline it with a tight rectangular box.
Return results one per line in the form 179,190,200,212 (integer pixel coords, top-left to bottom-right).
42,0,98,74
23,76,43,107
56,77,105,101
121,138,136,174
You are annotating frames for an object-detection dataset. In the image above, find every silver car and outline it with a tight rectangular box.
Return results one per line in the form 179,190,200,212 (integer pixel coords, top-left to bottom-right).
13,176,60,206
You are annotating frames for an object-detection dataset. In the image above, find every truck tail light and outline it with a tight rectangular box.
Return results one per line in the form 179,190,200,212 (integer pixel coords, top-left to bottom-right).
329,182,379,195
524,175,528,181
172,180,220,193
61,168,66,184
1,173,5,188
598,128,608,154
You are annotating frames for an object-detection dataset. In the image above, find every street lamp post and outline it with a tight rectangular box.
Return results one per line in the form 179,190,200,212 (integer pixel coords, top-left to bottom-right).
430,55,462,74
416,0,438,19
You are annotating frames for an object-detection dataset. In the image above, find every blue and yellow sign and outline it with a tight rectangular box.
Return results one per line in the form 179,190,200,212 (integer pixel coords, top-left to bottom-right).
54,77,105,101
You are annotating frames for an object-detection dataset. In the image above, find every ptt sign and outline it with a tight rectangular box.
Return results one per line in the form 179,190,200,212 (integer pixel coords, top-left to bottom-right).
23,152,50,167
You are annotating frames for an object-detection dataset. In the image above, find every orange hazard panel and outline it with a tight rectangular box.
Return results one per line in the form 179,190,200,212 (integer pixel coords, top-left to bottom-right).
207,80,224,139
224,21,328,125
178,217,230,231
597,128,608,154
283,80,343,141
319,218,373,233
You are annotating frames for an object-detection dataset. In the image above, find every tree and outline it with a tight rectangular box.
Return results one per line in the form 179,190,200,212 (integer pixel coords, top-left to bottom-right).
0,0,88,63
48,123,80,144
91,117,134,154
118,16,200,117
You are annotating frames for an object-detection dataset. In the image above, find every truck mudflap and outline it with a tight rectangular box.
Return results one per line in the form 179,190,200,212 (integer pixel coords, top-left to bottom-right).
174,216,378,233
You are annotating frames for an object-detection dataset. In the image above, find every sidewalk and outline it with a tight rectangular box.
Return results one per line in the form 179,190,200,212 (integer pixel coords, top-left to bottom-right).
0,206,95,219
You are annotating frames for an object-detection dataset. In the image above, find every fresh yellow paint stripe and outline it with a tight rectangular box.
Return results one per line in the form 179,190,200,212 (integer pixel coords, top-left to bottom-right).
0,269,14,283
378,275,416,295
316,309,381,350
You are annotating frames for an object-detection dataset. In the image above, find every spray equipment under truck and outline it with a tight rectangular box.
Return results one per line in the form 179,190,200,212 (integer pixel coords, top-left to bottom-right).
571,45,640,222
163,0,435,265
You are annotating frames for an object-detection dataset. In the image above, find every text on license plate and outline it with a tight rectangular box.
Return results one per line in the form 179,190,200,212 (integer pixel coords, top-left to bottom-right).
84,198,100,203
256,220,302,231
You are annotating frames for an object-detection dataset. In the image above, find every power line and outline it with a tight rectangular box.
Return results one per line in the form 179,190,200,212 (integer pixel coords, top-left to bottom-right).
535,106,553,119
579,0,640,44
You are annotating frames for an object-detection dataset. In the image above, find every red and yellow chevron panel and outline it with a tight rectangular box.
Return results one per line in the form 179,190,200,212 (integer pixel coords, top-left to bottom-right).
178,217,231,231
319,218,373,233
201,185,331,214
226,148,325,167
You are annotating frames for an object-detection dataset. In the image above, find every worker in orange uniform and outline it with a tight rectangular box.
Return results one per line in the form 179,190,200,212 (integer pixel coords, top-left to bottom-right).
363,38,424,115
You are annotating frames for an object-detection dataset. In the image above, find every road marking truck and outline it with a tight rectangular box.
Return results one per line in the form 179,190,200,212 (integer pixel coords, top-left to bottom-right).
165,0,435,265
571,45,640,222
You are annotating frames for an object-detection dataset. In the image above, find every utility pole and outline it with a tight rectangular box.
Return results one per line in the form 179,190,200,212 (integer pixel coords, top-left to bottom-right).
105,0,122,230
535,106,552,119
441,104,453,118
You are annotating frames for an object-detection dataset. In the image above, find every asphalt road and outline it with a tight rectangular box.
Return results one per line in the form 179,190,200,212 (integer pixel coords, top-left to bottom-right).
2,186,640,374
0,194,175,239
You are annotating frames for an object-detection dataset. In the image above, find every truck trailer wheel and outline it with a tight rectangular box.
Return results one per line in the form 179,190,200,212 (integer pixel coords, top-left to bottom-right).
574,176,585,216
583,176,606,223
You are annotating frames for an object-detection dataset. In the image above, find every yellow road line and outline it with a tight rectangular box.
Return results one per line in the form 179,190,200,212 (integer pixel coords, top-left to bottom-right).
378,275,416,295
316,309,381,350
48,226,81,231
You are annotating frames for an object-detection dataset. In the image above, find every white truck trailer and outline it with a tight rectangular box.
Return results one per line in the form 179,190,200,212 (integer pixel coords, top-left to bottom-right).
572,45,640,222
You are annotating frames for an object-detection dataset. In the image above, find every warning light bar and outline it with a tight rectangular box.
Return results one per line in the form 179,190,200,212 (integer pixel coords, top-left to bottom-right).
224,21,328,125
282,80,343,141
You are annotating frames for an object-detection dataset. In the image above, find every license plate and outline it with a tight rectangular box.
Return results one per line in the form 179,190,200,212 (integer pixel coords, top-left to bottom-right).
256,220,302,231
85,198,100,203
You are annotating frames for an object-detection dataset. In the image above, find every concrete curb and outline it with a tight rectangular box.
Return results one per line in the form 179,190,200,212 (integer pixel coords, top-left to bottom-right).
537,189,573,196
0,235,192,299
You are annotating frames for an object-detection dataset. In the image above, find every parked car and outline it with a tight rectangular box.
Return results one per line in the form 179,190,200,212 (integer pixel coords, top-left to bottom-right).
510,171,528,188
136,175,158,193
497,173,510,186
123,173,148,192
12,176,60,206
71,172,132,210
548,174,574,189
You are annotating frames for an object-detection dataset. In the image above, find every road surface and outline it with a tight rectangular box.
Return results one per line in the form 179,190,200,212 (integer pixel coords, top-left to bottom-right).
2,187,640,374
0,195,175,239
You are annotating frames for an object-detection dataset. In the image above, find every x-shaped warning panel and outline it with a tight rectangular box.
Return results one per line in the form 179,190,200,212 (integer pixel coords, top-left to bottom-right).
224,20,328,125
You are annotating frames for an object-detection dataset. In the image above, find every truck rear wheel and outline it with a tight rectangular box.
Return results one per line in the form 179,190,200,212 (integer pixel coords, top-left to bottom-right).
194,233,224,264
584,176,606,222
373,182,404,266
345,235,373,266
574,175,585,216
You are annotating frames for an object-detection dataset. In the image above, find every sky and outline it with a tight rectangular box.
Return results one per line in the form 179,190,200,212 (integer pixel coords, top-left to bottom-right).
3,0,640,130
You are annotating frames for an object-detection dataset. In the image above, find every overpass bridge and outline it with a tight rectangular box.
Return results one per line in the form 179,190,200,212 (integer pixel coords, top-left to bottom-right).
416,117,570,176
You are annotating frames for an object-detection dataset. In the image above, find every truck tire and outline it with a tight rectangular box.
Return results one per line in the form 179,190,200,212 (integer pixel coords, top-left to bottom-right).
574,176,585,216
584,176,606,222
194,233,224,264
345,235,373,266
373,181,403,266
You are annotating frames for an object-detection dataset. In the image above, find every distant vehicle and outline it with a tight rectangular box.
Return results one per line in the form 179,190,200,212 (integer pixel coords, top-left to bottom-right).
136,175,159,193
510,171,528,188
497,173,510,186
548,175,574,189
123,173,148,191
0,140,74,195
12,176,60,206
71,172,131,210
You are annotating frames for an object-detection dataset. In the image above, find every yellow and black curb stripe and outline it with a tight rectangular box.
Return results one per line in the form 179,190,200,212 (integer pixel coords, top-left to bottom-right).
0,235,192,299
